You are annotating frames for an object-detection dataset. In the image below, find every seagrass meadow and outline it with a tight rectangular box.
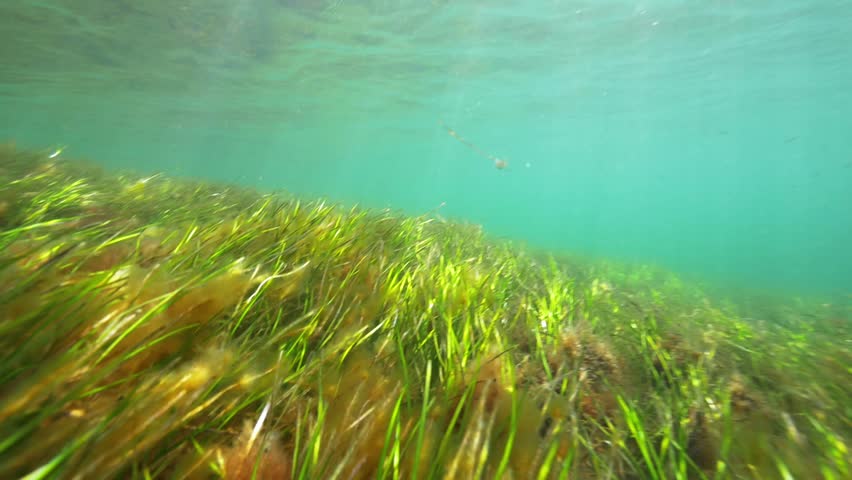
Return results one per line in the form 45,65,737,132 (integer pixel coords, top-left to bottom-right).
0,143,849,480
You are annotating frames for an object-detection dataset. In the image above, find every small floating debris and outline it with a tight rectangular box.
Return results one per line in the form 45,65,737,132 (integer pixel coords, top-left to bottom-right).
439,120,508,170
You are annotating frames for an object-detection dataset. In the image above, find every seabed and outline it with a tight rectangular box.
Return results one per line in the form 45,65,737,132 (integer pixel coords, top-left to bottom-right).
0,143,848,479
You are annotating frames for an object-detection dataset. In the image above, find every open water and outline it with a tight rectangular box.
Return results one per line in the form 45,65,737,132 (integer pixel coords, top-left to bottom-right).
1,0,850,295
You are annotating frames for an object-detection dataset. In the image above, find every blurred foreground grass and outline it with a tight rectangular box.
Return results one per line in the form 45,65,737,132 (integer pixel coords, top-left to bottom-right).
0,142,849,479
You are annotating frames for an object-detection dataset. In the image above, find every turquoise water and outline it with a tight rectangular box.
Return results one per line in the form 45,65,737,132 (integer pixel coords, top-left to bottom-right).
1,0,851,295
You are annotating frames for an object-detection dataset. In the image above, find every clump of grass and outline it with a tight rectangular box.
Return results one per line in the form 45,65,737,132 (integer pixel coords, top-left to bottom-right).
0,144,849,479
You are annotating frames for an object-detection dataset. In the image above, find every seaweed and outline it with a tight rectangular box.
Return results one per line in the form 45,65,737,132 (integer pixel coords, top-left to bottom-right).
0,144,849,479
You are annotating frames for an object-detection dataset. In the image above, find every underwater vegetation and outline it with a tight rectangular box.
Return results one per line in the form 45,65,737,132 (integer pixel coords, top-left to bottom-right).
0,142,849,479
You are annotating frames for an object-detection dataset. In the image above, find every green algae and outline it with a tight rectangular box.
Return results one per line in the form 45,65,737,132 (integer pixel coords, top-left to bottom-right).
0,142,849,479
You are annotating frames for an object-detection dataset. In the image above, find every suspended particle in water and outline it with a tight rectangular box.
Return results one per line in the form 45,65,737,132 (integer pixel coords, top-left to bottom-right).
439,120,509,171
